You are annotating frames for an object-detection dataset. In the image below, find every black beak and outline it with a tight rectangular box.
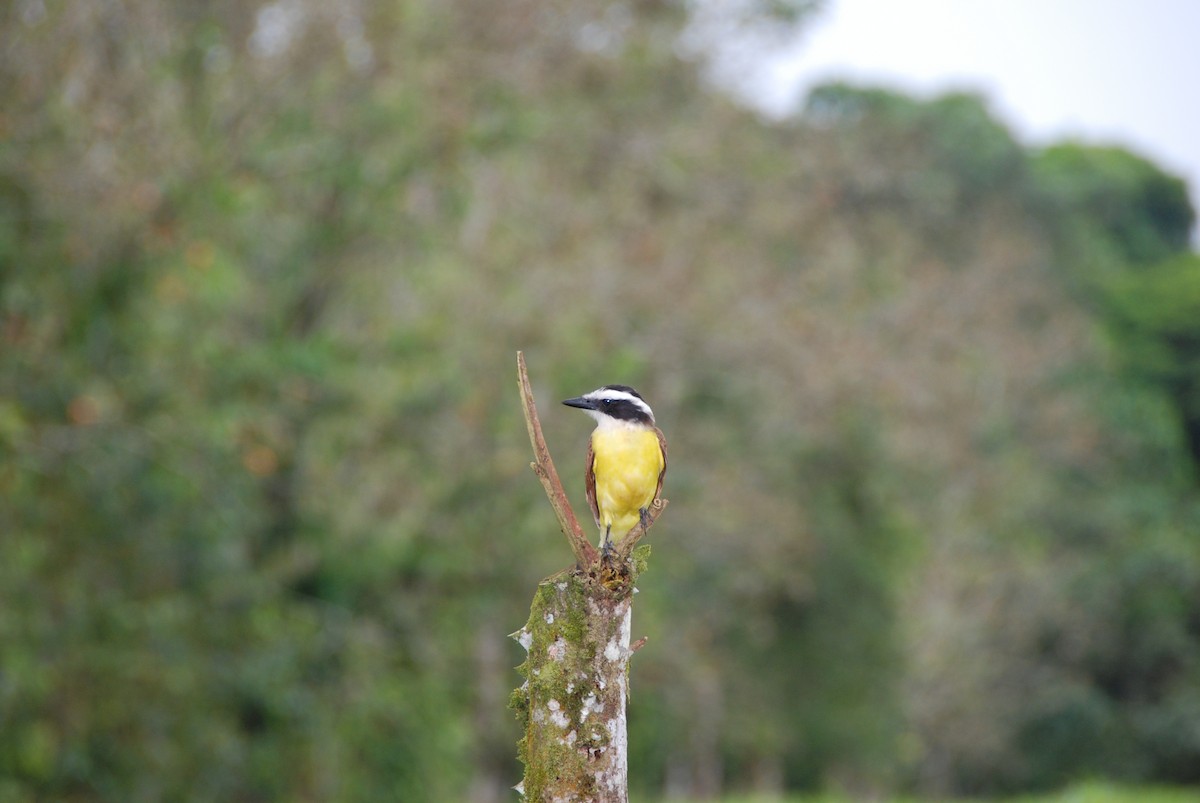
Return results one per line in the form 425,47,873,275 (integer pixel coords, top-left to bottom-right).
562,396,596,411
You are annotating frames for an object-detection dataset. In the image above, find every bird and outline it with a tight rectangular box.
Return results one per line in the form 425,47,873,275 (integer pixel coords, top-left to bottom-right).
562,384,667,554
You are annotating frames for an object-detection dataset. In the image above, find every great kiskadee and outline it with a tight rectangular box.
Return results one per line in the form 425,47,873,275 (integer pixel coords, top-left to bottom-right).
562,385,667,552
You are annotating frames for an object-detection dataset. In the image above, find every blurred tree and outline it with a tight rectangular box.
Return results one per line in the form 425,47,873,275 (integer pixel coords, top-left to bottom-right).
2,0,1198,800
1033,144,1194,269
1102,254,1200,472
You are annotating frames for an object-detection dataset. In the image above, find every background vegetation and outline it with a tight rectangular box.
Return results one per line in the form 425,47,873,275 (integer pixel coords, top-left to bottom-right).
2,1,1198,801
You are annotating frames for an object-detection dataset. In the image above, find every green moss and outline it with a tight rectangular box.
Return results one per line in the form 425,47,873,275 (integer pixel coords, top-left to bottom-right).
631,544,651,579
507,685,529,721
560,592,588,644
513,556,648,798
513,571,618,799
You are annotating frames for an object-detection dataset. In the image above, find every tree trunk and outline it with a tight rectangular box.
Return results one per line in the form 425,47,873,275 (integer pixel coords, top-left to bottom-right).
510,567,640,801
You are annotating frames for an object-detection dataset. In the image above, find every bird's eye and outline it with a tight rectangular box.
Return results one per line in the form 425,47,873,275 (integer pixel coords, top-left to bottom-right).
602,399,614,406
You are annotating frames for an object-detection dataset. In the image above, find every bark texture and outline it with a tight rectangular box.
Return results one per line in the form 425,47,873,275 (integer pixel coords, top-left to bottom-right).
510,567,644,802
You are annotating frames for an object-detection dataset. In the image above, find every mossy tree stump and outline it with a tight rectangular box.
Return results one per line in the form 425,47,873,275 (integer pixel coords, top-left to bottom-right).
510,353,665,802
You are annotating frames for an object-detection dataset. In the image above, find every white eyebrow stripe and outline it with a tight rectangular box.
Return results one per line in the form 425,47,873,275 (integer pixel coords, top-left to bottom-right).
583,388,655,420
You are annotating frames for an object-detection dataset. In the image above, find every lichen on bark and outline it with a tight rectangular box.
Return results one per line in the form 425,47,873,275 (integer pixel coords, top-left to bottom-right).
510,553,648,802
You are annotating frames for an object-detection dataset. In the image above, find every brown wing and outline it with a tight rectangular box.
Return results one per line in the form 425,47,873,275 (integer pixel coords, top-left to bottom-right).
584,436,600,527
653,426,668,502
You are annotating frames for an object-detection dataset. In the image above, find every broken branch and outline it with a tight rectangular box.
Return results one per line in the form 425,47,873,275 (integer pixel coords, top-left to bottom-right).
517,351,598,567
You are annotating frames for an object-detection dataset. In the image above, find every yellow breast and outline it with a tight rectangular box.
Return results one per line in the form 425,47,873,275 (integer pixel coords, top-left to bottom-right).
591,427,664,540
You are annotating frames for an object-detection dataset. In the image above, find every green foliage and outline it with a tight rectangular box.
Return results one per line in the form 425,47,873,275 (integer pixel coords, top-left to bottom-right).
1100,254,1200,472
804,84,1027,216
1033,144,1194,268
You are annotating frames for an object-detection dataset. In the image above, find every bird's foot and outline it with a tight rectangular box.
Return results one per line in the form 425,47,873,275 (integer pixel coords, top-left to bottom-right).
638,507,651,533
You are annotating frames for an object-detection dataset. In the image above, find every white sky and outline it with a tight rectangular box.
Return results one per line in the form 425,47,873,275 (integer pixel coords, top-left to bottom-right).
752,0,1200,233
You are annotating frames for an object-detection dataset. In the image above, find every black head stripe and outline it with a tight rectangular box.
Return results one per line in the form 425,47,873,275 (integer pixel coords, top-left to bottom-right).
583,384,654,423
602,398,653,424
